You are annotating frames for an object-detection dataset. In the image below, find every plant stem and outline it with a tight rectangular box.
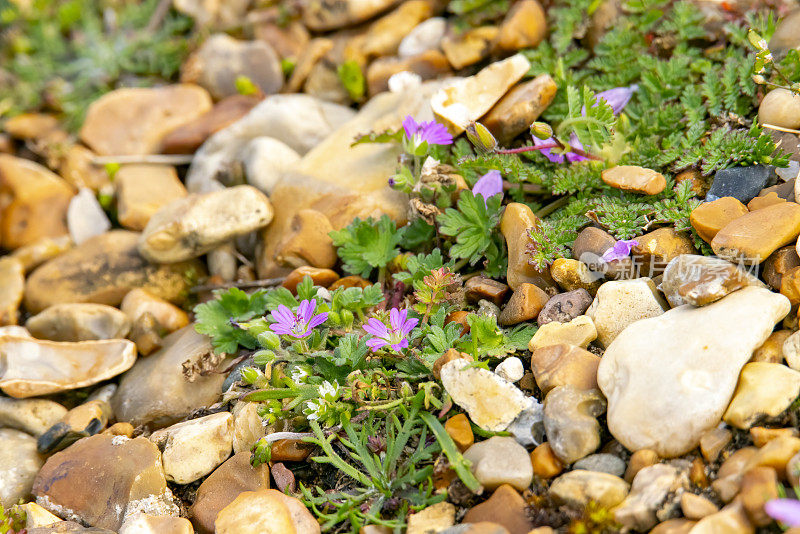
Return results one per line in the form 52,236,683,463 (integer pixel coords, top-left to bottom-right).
420,412,482,493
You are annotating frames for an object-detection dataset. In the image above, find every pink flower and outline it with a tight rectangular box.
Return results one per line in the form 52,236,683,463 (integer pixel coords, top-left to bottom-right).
583,85,639,116
601,239,639,262
402,116,453,146
363,308,419,352
269,299,328,338
472,170,503,204
765,499,800,526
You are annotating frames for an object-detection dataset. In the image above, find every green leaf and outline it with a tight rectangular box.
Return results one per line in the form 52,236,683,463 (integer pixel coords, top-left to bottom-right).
330,216,402,277
194,288,269,354
437,191,503,266
337,60,365,102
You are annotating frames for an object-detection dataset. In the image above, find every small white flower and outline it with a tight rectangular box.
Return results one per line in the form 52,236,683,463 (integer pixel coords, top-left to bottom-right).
290,366,309,382
319,380,339,400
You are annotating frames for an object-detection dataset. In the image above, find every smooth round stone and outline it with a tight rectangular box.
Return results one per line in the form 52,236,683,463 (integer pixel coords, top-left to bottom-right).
543,385,606,464
115,164,188,232
500,203,556,292
528,315,597,352
463,436,533,491
681,493,719,520
407,502,455,534
26,303,130,342
495,357,524,383
232,401,267,454
632,228,697,276
483,74,557,146
723,362,800,429
399,17,446,58
550,258,602,294
530,343,600,395
537,289,593,326
243,137,301,196
659,254,763,308
441,26,499,70
759,88,800,130
361,1,434,59
494,0,547,52
770,9,800,53
214,489,319,534
119,514,194,534
573,453,626,477
601,165,666,195
711,202,800,264
613,464,683,531
445,413,474,452
498,283,549,325
549,470,629,509
0,428,44,505
586,277,668,348
462,485,534,534
0,397,67,437
690,197,749,244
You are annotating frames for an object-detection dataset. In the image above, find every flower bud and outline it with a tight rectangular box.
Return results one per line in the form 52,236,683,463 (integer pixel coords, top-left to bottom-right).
752,74,767,85
399,381,414,398
465,121,498,152
530,121,554,140
327,310,342,325
340,309,354,327
253,350,275,366
240,367,260,385
257,331,281,350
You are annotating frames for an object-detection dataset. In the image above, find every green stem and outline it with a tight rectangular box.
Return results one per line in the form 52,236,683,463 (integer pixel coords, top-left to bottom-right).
420,412,482,493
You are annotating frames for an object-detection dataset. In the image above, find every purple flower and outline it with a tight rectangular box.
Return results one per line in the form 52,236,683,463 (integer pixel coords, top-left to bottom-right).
402,116,453,146
363,308,419,352
601,239,639,262
472,170,503,204
533,135,566,164
765,499,800,526
269,299,328,338
583,85,639,116
565,132,589,163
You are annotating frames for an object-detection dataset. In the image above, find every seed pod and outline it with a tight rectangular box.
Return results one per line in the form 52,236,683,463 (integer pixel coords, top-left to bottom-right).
465,121,498,152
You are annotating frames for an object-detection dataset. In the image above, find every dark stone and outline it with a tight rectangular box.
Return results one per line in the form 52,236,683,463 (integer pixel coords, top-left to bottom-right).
222,355,256,392
538,289,593,326
706,165,774,203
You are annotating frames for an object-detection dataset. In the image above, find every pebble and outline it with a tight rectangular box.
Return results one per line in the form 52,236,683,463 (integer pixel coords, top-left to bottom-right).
505,400,544,447
440,524,510,534
528,315,597,352
112,326,227,428
67,188,111,245
494,0,547,52
483,74,557,145
10,235,73,273
601,165,667,195
660,254,763,308
462,485,534,534
399,17,446,58
624,449,659,483
537,289,593,326
80,85,212,155
707,165,773,204
302,0,396,31
530,343,600,395
119,514,193,534
614,464,684,531
0,397,67,436
498,283,549,325
530,442,564,479
60,145,112,191
120,288,190,334
712,202,800,263
598,286,790,457
0,154,73,250
723,362,800,429
550,258,603,294
748,191,786,210
189,451,271,534
26,303,130,342
0,336,136,398
440,359,533,431
751,426,798,447
769,8,800,52
586,277,668,347
407,502,455,534
689,501,754,534
465,276,510,305
139,185,273,263
20,502,61,529
33,435,178,531
745,435,800,475
282,266,340,294
739,466,779,526
573,453,626,477
548,470,629,509
690,197,749,244
37,388,114,453
0,428,44,505
214,489,320,534
432,54,530,135
652,519,696,534
162,95,261,155
150,412,233,484
271,209,339,271
0,256,24,325
367,50,451,97
763,246,800,290
463,436,533,491
543,385,606,464
500,203,555,291
231,401,266,454
362,1,434,59
115,164,187,231
681,493,719,520
24,231,200,313
181,34,282,99
445,413,474,452
758,88,800,130
174,0,249,28
784,330,800,371
495,357,524,383
632,228,697,276
441,26,498,70
242,137,301,195
271,439,315,462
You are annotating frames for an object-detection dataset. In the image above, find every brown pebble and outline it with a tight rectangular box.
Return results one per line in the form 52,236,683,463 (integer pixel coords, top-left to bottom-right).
530,442,563,479
681,493,718,520
747,191,786,211
739,466,779,526
751,330,792,364
690,457,708,488
270,462,296,493
462,484,534,534
711,202,800,264
530,344,599,395
281,266,340,294
744,436,800,477
601,165,666,195
445,414,474,452
102,422,134,438
500,203,556,291
465,276,510,305
329,275,371,290
498,283,549,325
649,518,696,534
624,449,659,483
699,427,733,463
270,439,314,462
537,289,593,326
632,228,697,276
763,246,800,290
675,168,708,197
483,73,556,145
432,348,472,380
690,197,749,243
750,426,799,447
445,310,471,336
782,266,800,305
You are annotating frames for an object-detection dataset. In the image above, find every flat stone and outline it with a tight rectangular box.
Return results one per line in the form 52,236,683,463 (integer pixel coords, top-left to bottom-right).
723,362,800,429
120,288,189,334
24,231,201,314
0,336,136,398
573,453,626,477
494,0,547,52
119,514,193,534
660,255,763,308
399,17,446,58
769,8,800,53
550,258,602,294
116,165,187,231
549,470,629,509
463,436,533,491
530,343,600,395
528,315,597,351
10,235,73,274
498,283,549,325
601,166,667,195
530,442,564,479
465,276,511,305
681,493,719,520
440,359,532,432
407,502,455,534
32,435,178,531
139,185,273,263
462,485,533,534
445,413,474,452
750,426,798,447
745,435,800,474
707,165,773,203
614,464,684,531
0,256,24,325
758,88,800,130
20,502,61,529
59,145,111,191
150,412,234,484
0,154,73,250
37,392,114,454
242,137,302,196
537,289,593,326
543,385,606,464
586,278,668,347
500,204,556,292
112,326,228,428
181,34,282,100
691,502,755,534
432,54,530,135
690,197,749,244
366,50,451,97
748,191,786,210
0,428,44,505
441,26,498,70
215,489,320,534
483,74,556,145
302,0,399,31
739,466,778,526
598,286,790,457
712,202,800,263
362,1,434,59
652,519,697,534
0,397,67,436
80,85,212,155
26,303,130,342
632,228,697,276
232,401,267,454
